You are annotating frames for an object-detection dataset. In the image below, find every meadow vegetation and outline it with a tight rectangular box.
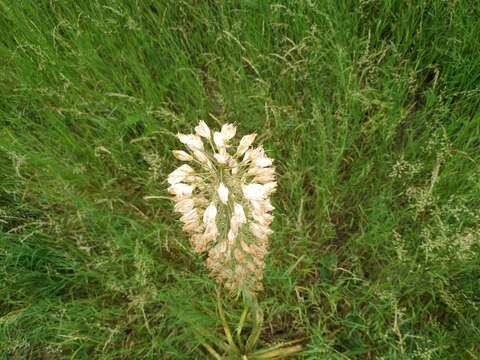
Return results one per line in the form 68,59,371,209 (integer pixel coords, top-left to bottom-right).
1,1,479,358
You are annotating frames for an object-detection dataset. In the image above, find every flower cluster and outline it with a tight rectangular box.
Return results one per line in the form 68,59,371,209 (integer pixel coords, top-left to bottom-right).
168,121,277,293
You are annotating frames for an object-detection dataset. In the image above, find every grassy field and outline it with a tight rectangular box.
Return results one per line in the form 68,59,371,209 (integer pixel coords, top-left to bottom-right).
1,1,480,359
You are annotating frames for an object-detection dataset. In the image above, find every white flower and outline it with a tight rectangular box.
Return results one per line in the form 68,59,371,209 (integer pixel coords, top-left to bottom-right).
254,157,273,168
193,150,212,167
174,198,194,213
218,182,229,204
221,123,236,140
180,208,198,224
177,134,204,151
203,222,218,243
242,183,268,201
167,164,194,185
172,150,193,161
237,133,257,156
213,131,225,149
214,149,230,164
263,182,277,194
250,222,271,239
203,202,217,224
233,203,246,224
168,183,194,196
195,120,211,138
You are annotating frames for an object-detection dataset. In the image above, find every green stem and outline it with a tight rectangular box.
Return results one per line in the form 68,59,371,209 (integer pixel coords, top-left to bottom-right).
217,288,239,353
245,297,263,352
200,340,224,360
251,337,308,356
236,302,250,351
252,344,303,359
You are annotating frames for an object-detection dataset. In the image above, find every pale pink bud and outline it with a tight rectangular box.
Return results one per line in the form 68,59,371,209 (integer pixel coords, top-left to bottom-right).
250,199,274,212
191,233,206,253
233,203,246,224
203,202,217,224
218,182,229,204
250,222,272,239
242,149,253,163
227,228,237,242
180,208,198,224
183,220,200,233
174,198,194,213
172,150,193,161
203,222,218,243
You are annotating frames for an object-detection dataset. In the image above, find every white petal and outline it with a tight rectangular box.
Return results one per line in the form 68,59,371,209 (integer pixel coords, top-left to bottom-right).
195,120,211,138
214,151,230,164
203,202,217,224
237,133,256,156
242,183,266,201
263,182,277,194
203,222,218,242
168,183,194,196
167,164,194,185
254,157,273,168
227,228,237,242
174,198,194,213
233,203,246,223
172,150,193,161
221,124,236,140
218,183,229,204
213,131,225,149
177,133,204,151
193,150,212,167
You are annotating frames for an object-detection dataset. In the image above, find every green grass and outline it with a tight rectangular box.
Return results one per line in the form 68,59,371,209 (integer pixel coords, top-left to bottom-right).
1,1,480,358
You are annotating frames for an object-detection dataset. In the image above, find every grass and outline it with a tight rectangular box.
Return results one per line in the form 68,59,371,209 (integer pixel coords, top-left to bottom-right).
1,0,479,358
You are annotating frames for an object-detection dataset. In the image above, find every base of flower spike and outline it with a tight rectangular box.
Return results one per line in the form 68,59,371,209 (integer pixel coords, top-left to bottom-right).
195,291,307,359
